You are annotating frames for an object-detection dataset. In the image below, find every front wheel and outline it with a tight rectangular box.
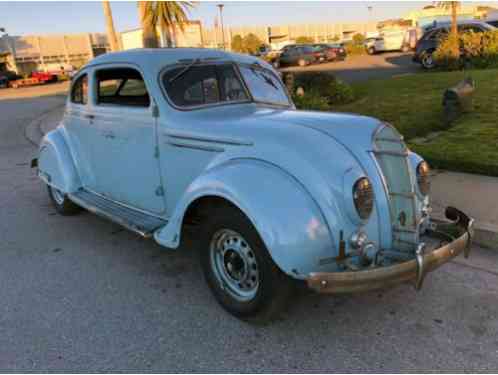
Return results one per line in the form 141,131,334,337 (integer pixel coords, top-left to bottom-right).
421,51,436,69
48,185,82,215
200,204,293,323
367,46,376,55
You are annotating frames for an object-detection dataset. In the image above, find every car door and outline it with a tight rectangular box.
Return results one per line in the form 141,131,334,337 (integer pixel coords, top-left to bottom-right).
89,65,166,215
279,49,292,65
64,71,98,189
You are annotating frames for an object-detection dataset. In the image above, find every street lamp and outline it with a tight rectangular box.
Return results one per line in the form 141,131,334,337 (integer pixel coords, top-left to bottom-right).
217,4,225,50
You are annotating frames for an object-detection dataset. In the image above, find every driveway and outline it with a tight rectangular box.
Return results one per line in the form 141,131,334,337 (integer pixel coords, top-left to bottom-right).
280,52,419,83
2,83,498,372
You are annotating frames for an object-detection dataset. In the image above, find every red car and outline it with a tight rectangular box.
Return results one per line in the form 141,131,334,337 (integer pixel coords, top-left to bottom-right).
312,43,347,61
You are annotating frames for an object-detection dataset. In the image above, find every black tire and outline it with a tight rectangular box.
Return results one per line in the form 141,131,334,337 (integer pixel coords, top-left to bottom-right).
421,50,436,70
48,185,82,216
200,204,294,323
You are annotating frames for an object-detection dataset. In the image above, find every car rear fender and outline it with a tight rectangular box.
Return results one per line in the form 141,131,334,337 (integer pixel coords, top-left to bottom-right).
154,158,336,279
38,128,81,193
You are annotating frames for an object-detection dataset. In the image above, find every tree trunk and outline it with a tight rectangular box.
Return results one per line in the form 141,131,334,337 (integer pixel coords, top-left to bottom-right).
451,2,458,38
139,1,159,48
102,0,120,52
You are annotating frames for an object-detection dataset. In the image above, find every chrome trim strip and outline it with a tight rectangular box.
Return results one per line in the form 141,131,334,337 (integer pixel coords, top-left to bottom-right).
68,193,150,238
166,140,224,153
164,130,253,146
82,187,168,220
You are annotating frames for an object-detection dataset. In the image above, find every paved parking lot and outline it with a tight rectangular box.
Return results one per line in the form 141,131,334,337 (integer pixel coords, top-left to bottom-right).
280,51,419,82
1,80,498,372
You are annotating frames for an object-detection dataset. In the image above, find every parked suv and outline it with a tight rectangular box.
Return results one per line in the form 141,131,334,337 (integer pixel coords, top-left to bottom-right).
413,21,495,69
277,45,317,67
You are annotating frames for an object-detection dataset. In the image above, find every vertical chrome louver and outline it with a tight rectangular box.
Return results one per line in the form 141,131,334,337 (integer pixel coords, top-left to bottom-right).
372,124,419,253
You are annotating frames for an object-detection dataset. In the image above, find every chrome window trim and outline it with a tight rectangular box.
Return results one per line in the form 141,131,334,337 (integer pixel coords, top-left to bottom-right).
158,61,253,112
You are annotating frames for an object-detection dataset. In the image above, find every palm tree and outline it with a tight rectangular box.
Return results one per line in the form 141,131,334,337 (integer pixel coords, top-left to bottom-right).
102,0,120,52
435,1,460,56
138,1,194,48
435,1,460,38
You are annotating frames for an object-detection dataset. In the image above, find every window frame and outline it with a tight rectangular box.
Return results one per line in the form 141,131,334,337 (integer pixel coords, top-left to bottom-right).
70,72,88,105
237,63,293,108
158,61,253,111
159,60,292,111
93,64,152,109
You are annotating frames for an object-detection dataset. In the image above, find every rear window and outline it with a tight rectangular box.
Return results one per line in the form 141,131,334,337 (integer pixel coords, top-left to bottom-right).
162,64,249,108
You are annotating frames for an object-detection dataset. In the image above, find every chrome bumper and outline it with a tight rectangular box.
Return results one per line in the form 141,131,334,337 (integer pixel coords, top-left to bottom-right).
307,207,474,294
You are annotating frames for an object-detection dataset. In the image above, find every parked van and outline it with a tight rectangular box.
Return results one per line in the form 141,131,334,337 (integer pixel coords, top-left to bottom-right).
366,29,416,54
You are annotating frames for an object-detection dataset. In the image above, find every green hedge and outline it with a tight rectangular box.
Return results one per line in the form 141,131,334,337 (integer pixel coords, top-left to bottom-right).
290,72,354,110
434,30,498,70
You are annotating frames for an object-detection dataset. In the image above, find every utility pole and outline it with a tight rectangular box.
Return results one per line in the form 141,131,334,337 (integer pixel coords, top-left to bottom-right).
217,4,225,50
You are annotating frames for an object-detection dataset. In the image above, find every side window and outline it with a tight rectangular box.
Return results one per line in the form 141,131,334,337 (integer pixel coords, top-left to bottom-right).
162,64,248,108
96,67,150,107
71,74,88,105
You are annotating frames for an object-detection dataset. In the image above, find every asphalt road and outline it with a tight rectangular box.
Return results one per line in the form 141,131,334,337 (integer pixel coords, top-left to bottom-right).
1,85,498,372
280,52,419,83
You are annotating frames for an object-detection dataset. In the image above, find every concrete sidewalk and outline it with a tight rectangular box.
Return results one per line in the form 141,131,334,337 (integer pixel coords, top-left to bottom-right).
33,106,498,248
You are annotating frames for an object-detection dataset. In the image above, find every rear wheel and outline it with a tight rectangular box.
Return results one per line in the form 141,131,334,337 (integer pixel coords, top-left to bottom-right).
200,204,294,323
48,185,82,216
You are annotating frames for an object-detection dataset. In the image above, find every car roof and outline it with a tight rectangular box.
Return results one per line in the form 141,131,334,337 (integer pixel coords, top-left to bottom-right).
426,19,493,30
85,48,271,75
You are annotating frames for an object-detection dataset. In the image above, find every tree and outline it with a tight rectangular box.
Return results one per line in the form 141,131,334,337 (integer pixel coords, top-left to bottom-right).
295,36,314,44
435,1,460,57
231,34,244,53
352,33,366,45
241,33,263,54
138,1,194,48
102,0,120,52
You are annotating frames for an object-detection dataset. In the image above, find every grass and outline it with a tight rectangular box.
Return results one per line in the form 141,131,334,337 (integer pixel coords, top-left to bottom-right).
332,69,498,176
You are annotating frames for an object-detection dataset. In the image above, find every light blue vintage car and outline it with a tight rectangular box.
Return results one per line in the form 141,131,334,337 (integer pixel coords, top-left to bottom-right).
35,48,473,321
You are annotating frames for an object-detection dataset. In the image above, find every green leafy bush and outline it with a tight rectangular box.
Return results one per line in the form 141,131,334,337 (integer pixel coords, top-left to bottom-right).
292,90,330,111
292,72,354,107
434,30,498,70
343,34,367,55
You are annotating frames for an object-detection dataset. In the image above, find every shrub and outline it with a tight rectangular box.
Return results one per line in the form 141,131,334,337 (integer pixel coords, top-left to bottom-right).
434,30,498,70
292,72,354,106
343,34,367,55
292,90,330,111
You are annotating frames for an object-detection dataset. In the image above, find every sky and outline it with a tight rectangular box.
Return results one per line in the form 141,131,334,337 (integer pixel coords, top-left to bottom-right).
1,1,498,36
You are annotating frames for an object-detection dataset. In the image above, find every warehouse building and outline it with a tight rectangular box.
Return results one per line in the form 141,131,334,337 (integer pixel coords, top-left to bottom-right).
0,33,108,75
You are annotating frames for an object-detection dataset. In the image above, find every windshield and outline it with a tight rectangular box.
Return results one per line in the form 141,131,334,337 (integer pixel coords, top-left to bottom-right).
238,64,291,107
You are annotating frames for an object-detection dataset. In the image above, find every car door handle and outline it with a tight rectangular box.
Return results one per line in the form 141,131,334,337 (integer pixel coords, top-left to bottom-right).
83,114,95,120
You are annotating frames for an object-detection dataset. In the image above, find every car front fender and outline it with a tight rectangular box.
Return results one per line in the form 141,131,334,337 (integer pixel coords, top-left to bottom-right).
154,158,336,279
38,128,81,193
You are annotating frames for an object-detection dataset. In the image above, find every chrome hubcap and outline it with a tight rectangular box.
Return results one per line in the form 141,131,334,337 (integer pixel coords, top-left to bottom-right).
52,187,65,205
423,54,434,68
209,229,259,302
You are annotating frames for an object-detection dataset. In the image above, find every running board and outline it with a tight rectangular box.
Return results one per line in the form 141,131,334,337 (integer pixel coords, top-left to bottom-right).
68,189,167,238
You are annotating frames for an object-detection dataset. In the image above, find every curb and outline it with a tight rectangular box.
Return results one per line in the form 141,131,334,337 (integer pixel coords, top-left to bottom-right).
24,104,65,146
